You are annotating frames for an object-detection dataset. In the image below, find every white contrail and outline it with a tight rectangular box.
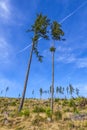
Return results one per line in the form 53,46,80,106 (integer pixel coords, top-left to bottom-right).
17,43,32,54
17,38,42,54
60,1,87,24
17,1,87,54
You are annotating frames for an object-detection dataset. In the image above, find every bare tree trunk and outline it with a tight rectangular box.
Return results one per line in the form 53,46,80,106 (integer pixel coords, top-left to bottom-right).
51,49,54,114
5,92,6,98
18,43,34,112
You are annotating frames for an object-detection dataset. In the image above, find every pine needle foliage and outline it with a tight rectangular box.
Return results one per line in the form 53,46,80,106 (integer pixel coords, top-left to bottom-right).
51,21,64,40
27,13,50,62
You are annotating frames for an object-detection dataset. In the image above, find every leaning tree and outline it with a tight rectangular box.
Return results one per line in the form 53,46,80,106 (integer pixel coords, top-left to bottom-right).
50,21,64,114
5,86,9,98
69,84,74,98
18,14,50,112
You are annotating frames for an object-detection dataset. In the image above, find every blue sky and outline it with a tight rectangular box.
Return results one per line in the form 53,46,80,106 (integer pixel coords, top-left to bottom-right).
0,0,87,98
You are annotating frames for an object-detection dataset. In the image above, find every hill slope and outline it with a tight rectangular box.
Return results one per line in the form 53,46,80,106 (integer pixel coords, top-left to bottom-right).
0,97,87,130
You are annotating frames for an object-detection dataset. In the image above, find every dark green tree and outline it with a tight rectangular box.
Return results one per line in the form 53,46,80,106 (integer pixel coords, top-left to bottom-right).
69,84,74,98
5,86,9,97
0,90,3,95
59,86,64,95
32,89,34,98
18,14,50,112
18,93,20,98
66,86,69,94
50,21,64,113
56,86,59,98
39,88,43,99
76,88,79,97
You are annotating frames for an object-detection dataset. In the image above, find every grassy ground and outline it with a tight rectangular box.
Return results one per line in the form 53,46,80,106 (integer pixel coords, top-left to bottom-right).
0,97,87,130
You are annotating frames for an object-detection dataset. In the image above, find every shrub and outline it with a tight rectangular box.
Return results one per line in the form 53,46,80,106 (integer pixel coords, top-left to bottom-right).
68,122,75,128
10,101,16,106
84,121,87,127
73,107,79,114
54,110,62,120
19,109,30,117
55,98,60,102
33,106,45,113
69,99,75,107
62,99,68,106
45,108,52,118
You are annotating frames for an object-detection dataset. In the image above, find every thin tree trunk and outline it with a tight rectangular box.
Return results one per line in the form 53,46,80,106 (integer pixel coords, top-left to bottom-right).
5,92,6,98
18,43,34,112
51,49,54,114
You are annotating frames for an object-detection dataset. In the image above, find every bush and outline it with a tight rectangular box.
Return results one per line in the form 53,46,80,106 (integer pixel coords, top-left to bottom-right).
69,99,75,107
55,98,60,102
19,109,30,117
68,122,75,128
84,121,87,127
45,108,52,118
33,106,45,113
10,101,16,106
73,107,79,114
54,110,62,120
63,108,70,112
62,99,68,106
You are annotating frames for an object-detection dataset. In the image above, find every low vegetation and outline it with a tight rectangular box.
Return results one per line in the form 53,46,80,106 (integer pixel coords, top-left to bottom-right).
0,97,87,130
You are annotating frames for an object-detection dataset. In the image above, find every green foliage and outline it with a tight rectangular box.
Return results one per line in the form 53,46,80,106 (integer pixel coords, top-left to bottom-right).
54,110,62,120
79,128,85,130
33,46,43,62
39,88,43,98
73,107,79,114
58,86,64,94
31,13,50,40
50,46,56,52
84,122,87,127
68,122,75,128
27,13,50,62
69,99,75,107
9,112,15,118
45,108,52,118
19,109,30,117
51,21,64,40
69,84,74,96
62,99,68,106
55,98,60,102
10,101,16,106
6,86,9,92
76,88,79,96
33,106,45,113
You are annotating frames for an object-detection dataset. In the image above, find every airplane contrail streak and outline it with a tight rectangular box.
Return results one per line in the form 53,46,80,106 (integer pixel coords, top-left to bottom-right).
17,1,87,54
17,43,32,54
60,1,87,24
17,38,42,54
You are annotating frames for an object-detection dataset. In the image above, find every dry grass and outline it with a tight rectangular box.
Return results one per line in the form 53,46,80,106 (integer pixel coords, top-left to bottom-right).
0,97,87,130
